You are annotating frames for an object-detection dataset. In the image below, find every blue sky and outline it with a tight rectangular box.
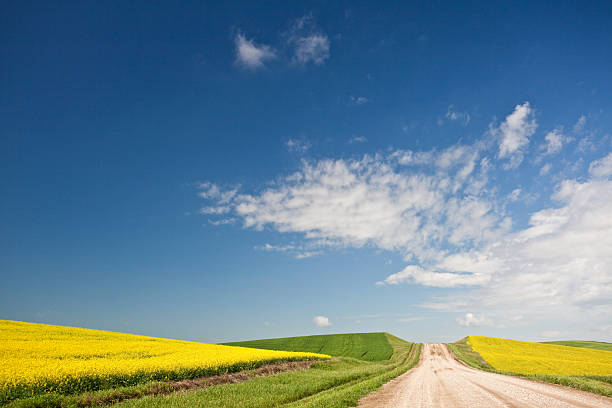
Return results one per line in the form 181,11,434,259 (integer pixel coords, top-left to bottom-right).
2,1,612,343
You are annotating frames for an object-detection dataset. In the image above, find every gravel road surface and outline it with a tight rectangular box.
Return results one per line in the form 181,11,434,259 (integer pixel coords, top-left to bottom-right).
357,343,612,408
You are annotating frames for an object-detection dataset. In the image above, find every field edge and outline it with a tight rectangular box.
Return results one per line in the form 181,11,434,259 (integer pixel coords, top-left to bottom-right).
447,337,612,398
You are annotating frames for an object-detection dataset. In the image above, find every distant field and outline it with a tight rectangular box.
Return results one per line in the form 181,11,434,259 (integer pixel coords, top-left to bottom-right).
224,332,394,361
468,335,612,376
448,336,612,398
0,320,327,404
542,340,612,352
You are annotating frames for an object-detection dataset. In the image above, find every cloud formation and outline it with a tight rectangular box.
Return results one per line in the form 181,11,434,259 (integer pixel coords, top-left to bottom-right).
456,313,495,327
286,16,330,66
313,315,332,327
234,34,276,69
286,138,311,153
589,152,612,178
198,102,612,336
495,102,537,168
542,128,570,155
443,105,470,125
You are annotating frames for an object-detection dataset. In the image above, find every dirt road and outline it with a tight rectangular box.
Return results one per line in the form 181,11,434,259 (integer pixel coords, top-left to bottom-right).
357,343,612,408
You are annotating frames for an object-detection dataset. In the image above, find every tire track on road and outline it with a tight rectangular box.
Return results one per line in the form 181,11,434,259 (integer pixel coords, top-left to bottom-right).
357,343,612,408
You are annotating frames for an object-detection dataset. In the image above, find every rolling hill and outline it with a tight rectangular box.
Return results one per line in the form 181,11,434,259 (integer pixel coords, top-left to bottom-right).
224,332,394,361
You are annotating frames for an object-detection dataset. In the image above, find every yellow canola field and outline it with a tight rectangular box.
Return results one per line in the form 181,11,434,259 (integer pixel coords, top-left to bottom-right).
0,320,329,397
468,335,612,376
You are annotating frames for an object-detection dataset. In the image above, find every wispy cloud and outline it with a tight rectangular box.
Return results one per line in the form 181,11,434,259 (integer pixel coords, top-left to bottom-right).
348,135,367,144
197,103,612,335
286,138,311,153
441,105,470,126
234,34,276,69
494,102,537,169
456,313,496,327
349,96,368,106
589,152,612,178
286,16,330,66
540,128,572,156
208,218,235,226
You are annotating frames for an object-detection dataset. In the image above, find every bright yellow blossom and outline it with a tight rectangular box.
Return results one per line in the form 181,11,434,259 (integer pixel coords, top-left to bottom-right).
0,320,329,401
468,335,612,376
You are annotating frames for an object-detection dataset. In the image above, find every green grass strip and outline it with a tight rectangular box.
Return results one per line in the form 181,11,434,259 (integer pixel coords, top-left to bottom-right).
224,333,394,362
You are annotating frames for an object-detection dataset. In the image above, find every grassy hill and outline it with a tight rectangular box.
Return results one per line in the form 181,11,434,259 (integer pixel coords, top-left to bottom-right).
223,332,393,362
9,331,420,408
541,340,612,351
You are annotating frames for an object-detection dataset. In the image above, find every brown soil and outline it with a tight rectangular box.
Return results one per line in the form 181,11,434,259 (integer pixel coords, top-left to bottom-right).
76,360,320,407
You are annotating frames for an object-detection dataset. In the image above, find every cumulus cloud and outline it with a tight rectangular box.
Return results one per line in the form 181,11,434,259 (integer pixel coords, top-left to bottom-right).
313,315,332,327
422,173,612,332
589,152,612,178
197,103,612,336
456,313,494,327
286,16,330,66
234,34,276,69
212,146,501,265
495,102,537,168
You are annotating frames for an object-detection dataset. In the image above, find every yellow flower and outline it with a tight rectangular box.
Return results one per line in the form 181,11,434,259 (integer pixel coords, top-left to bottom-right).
0,320,329,398
468,335,612,376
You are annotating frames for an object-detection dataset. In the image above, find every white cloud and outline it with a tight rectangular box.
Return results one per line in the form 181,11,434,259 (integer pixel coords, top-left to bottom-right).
380,264,491,288
540,163,552,176
286,138,311,153
349,96,368,106
208,218,235,226
223,146,502,264
573,115,586,133
348,135,367,144
456,313,494,327
542,128,572,155
286,16,330,66
234,34,276,69
421,173,612,332
444,105,471,125
257,243,295,252
589,152,612,178
397,316,424,322
508,188,521,202
200,206,230,215
313,315,332,327
495,102,537,168
198,103,612,336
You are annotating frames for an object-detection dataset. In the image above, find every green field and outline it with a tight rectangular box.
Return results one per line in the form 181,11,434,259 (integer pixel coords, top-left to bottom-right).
541,340,612,352
8,333,420,408
447,337,612,398
224,333,393,362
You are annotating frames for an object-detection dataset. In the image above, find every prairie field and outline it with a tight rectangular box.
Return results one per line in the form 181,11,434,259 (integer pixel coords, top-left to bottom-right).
224,332,394,361
467,335,612,376
3,328,419,408
0,320,327,403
